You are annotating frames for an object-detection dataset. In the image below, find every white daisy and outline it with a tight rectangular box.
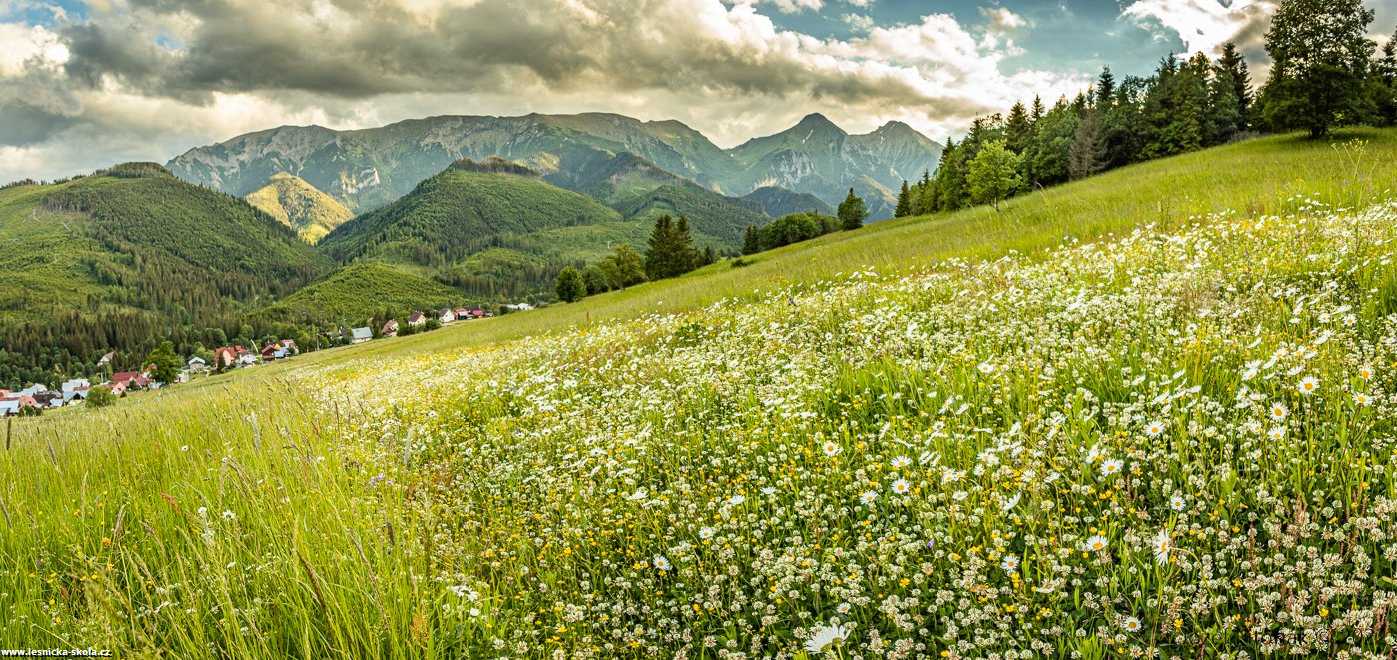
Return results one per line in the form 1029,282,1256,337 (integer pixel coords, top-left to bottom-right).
805,622,850,654
822,440,842,457
1100,458,1123,477
1297,376,1319,396
1000,554,1020,572
652,555,671,571
891,478,912,495
1169,495,1185,511
1144,421,1165,438
859,490,878,505
1084,535,1109,552
1152,530,1172,564
1269,402,1289,421
1123,616,1142,633
890,455,912,469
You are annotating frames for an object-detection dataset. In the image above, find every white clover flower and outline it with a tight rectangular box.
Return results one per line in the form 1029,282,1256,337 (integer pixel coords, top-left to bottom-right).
221,510,235,521
891,478,912,496
1297,375,1319,396
805,622,850,654
698,526,716,540
977,361,996,375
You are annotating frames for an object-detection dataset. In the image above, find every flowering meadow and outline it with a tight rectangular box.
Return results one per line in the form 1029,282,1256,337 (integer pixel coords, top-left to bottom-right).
307,197,1397,657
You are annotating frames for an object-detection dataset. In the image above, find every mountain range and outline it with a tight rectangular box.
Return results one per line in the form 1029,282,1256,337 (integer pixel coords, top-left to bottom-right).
167,112,941,220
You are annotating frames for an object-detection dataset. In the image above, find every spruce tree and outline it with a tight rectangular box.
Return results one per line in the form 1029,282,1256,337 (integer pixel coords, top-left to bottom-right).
1095,67,1117,110
742,225,761,255
1216,42,1253,129
1004,102,1032,154
895,181,912,217
837,189,867,230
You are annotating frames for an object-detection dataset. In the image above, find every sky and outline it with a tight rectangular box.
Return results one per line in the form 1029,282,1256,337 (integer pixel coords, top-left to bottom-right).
1,0,1395,182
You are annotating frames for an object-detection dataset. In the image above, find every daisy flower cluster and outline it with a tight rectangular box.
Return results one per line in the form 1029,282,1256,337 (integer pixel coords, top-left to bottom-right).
317,200,1397,657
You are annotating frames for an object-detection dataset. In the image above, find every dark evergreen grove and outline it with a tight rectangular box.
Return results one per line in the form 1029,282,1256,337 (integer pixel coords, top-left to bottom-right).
892,0,1397,219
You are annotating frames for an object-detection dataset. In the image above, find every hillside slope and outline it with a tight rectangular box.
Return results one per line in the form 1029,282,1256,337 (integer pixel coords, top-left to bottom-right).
259,261,462,325
318,158,624,264
244,173,353,243
10,131,1397,657
0,162,329,386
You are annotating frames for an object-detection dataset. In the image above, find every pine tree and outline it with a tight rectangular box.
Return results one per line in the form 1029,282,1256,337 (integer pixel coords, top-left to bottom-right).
1095,67,1117,110
837,189,867,230
1216,42,1254,129
1068,111,1106,180
1004,102,1032,154
1030,95,1046,124
895,181,912,217
1259,0,1376,137
742,225,761,255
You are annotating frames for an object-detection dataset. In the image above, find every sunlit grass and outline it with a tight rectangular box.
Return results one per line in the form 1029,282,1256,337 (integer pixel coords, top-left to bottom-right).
4,130,1397,657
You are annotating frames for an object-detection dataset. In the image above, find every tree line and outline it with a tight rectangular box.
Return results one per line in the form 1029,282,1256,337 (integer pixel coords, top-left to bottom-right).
895,0,1395,217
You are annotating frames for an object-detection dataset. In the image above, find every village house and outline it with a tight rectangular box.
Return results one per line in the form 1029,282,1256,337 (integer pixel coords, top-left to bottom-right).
212,345,251,370
351,327,373,344
502,303,535,313
109,371,151,395
454,307,471,321
187,356,208,373
382,319,400,337
438,308,454,324
408,311,427,327
61,378,91,403
0,394,38,417
278,339,299,355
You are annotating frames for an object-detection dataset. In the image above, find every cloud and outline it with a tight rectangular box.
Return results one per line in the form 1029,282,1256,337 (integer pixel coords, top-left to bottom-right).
1122,0,1277,56
0,0,1090,181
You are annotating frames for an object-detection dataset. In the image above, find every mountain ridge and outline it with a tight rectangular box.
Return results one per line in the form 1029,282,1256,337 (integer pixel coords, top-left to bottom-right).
167,112,942,219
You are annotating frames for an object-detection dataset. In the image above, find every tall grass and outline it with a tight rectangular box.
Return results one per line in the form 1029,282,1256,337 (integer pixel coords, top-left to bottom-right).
3,130,1397,656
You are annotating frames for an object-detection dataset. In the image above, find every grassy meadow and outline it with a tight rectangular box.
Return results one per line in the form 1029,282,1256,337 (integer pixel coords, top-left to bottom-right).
5,130,1397,657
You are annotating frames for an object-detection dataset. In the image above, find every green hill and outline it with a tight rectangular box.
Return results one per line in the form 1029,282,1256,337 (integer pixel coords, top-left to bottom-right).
259,261,461,325
12,131,1397,658
244,173,353,244
614,181,767,246
740,186,835,217
318,158,624,265
0,162,329,386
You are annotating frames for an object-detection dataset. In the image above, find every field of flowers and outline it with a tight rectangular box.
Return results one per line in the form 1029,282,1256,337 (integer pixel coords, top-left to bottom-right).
306,196,1397,657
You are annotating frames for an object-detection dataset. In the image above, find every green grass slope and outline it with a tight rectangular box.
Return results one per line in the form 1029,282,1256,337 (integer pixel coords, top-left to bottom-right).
7,130,1397,657
318,158,624,266
259,261,461,324
244,173,354,244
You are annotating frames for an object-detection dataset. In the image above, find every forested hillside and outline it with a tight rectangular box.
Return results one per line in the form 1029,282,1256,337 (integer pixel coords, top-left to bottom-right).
0,163,330,388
